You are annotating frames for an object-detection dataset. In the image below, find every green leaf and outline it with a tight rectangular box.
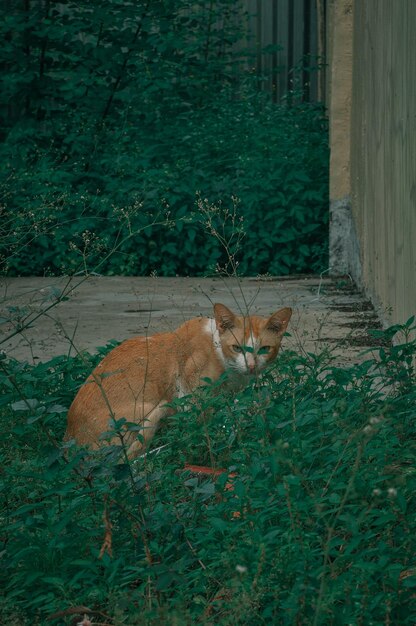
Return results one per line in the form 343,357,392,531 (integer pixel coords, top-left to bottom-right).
11,399,39,411
46,404,67,414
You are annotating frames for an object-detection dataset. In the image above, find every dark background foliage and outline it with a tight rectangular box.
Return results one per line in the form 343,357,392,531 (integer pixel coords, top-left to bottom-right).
1,0,328,277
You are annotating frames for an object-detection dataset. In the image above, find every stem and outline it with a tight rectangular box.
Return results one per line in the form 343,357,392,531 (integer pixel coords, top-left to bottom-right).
84,21,103,99
204,0,214,63
101,1,150,121
312,442,364,625
37,0,50,120
23,0,31,116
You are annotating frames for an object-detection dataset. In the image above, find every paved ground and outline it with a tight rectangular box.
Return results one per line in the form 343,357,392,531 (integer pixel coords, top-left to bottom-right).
0,275,383,365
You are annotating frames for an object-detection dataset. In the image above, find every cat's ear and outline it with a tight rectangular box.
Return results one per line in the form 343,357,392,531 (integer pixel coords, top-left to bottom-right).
266,307,292,334
214,303,236,333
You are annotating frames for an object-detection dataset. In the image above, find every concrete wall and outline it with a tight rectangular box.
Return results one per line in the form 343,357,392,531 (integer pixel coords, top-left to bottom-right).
327,0,359,282
329,0,416,328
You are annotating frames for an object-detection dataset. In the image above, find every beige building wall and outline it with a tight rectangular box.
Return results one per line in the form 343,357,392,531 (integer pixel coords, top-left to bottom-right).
329,0,416,328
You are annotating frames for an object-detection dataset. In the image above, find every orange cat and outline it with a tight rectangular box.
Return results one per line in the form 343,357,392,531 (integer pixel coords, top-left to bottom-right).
65,303,292,458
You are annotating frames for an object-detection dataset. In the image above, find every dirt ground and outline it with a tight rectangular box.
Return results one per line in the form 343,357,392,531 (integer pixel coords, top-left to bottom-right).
0,275,383,365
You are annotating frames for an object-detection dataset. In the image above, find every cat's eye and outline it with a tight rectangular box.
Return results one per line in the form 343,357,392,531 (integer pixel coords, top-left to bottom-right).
232,345,243,353
258,346,271,355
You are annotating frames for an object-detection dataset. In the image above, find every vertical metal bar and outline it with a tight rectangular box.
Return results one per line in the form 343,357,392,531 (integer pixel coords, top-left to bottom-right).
287,0,294,98
303,0,311,101
272,0,278,101
256,0,262,90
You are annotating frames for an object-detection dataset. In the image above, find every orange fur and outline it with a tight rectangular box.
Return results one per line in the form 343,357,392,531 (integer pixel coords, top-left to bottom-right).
64,303,292,457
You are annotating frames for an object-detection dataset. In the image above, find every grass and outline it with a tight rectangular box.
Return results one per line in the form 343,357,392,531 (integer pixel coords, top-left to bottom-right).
0,319,415,625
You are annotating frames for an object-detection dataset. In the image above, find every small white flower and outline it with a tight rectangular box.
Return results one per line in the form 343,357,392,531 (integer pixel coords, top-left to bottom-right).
372,488,382,496
387,487,397,497
235,565,247,574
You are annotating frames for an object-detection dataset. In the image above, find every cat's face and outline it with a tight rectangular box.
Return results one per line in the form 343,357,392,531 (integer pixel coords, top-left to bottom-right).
214,303,292,375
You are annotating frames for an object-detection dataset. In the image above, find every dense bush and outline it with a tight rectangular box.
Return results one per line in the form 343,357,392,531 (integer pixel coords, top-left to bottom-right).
0,0,328,277
1,321,415,624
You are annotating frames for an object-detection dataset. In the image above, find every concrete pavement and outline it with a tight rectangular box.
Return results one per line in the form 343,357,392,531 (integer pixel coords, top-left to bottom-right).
0,275,384,365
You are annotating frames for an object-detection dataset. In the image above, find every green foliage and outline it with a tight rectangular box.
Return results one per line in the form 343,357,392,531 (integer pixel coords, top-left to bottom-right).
0,0,328,277
1,323,415,624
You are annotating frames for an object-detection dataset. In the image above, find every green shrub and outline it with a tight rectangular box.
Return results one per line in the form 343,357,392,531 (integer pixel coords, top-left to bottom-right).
1,322,415,624
0,0,328,277
1,96,328,278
